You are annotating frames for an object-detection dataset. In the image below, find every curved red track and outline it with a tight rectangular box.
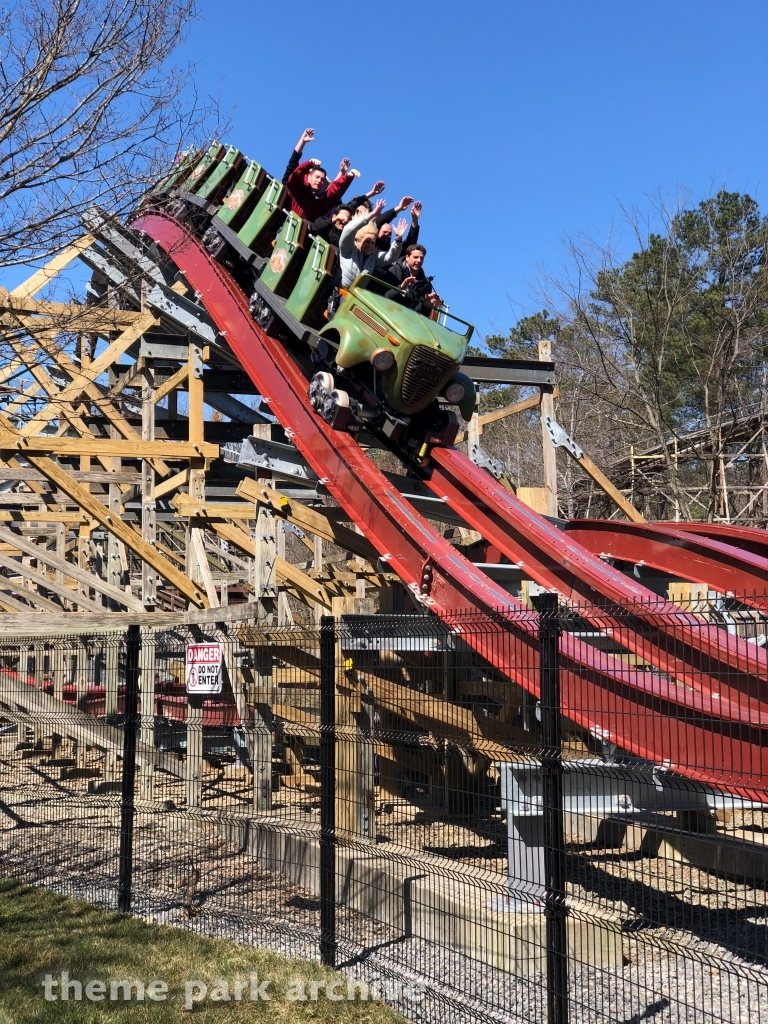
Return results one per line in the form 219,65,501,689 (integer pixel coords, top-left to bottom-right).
133,211,768,800
428,450,768,702
565,519,768,607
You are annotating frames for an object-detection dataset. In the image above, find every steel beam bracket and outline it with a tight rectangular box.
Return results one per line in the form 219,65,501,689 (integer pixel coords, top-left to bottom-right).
544,416,583,460
470,442,510,481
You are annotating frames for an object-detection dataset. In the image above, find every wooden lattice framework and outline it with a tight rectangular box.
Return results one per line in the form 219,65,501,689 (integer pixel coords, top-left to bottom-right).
0,227,395,628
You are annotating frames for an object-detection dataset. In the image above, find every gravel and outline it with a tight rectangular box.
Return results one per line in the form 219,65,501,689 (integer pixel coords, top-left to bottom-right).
1,743,767,1024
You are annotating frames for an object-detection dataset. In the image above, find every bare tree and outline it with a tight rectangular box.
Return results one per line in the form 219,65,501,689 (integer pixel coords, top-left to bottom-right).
481,191,768,522
0,0,214,269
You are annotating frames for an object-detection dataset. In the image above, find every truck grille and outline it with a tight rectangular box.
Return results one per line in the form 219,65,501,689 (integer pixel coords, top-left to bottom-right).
351,304,387,337
401,348,456,408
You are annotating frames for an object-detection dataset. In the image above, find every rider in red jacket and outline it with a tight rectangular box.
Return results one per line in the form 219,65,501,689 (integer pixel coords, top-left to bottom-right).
283,128,356,221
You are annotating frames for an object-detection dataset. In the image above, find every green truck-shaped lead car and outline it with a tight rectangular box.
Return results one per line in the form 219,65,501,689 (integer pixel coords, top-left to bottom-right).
318,275,476,423
144,140,478,457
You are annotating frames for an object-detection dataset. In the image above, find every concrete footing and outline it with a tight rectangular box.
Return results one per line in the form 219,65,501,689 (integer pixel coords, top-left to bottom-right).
218,817,622,975
568,813,768,886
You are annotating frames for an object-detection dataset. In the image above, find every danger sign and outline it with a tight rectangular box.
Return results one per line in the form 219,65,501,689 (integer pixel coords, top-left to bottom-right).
185,643,222,695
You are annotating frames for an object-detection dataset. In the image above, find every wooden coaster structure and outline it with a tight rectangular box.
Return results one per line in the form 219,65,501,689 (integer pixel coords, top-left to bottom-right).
4,208,768,828
0,220,397,630
0,214,439,812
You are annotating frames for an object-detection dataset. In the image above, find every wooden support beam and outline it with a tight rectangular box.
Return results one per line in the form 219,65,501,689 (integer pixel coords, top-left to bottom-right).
0,673,185,778
0,573,64,613
0,300,145,331
4,333,119,477
106,476,123,607
275,554,331,609
186,466,207,603
153,531,186,566
0,468,141,484
0,290,145,325
455,384,560,443
0,510,92,524
185,338,206,605
272,702,319,739
153,363,189,405
310,565,394,588
467,411,480,454
206,516,261,577
0,428,208,608
155,468,190,500
187,342,204,445
366,671,528,761
55,521,68,606
253,501,274,618
573,450,646,523
0,548,116,614
276,518,291,625
481,388,559,430
0,602,258,636
313,536,324,625
19,315,156,423
8,235,95,299
190,527,220,607
0,493,89,508
141,372,156,608
77,334,93,609
104,357,146,400
170,499,254,521
539,340,558,518
235,479,379,564
5,437,218,459
17,314,178,479
0,357,25,387
5,381,43,415
0,525,145,612
188,515,333,608
0,589,45,614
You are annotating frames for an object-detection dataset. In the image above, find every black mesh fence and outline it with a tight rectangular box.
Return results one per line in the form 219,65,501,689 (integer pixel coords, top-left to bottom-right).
0,597,766,1023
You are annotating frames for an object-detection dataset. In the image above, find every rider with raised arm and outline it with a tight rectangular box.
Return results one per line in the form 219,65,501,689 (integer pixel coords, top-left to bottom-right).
377,199,421,251
338,199,408,288
283,128,356,221
346,178,386,213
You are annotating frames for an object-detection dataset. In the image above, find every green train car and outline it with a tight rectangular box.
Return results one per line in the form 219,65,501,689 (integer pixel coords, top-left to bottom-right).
146,141,476,459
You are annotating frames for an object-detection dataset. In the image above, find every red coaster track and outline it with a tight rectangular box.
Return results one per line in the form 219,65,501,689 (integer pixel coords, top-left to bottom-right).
133,210,768,801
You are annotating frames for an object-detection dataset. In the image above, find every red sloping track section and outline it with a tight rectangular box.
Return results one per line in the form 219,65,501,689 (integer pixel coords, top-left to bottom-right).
428,449,768,708
564,519,768,608
133,211,768,799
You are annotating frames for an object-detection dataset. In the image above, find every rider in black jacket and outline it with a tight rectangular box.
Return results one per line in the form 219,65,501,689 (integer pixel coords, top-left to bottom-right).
382,244,441,315
310,206,352,247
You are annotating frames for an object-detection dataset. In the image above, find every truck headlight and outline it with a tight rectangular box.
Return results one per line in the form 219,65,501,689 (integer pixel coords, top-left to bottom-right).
371,348,395,372
444,380,466,403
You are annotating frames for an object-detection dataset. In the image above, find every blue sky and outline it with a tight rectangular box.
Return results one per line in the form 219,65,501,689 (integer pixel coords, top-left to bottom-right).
5,1,765,346
175,0,766,344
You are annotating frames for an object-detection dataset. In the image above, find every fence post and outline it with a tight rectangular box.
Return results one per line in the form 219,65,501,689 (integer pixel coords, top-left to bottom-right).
319,615,337,967
538,592,568,1024
117,623,141,914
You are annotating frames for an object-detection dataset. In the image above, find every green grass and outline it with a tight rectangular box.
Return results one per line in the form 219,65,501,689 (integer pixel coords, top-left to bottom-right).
0,879,407,1022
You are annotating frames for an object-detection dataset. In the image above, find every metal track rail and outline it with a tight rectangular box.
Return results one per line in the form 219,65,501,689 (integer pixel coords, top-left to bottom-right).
132,210,768,799
665,520,768,561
